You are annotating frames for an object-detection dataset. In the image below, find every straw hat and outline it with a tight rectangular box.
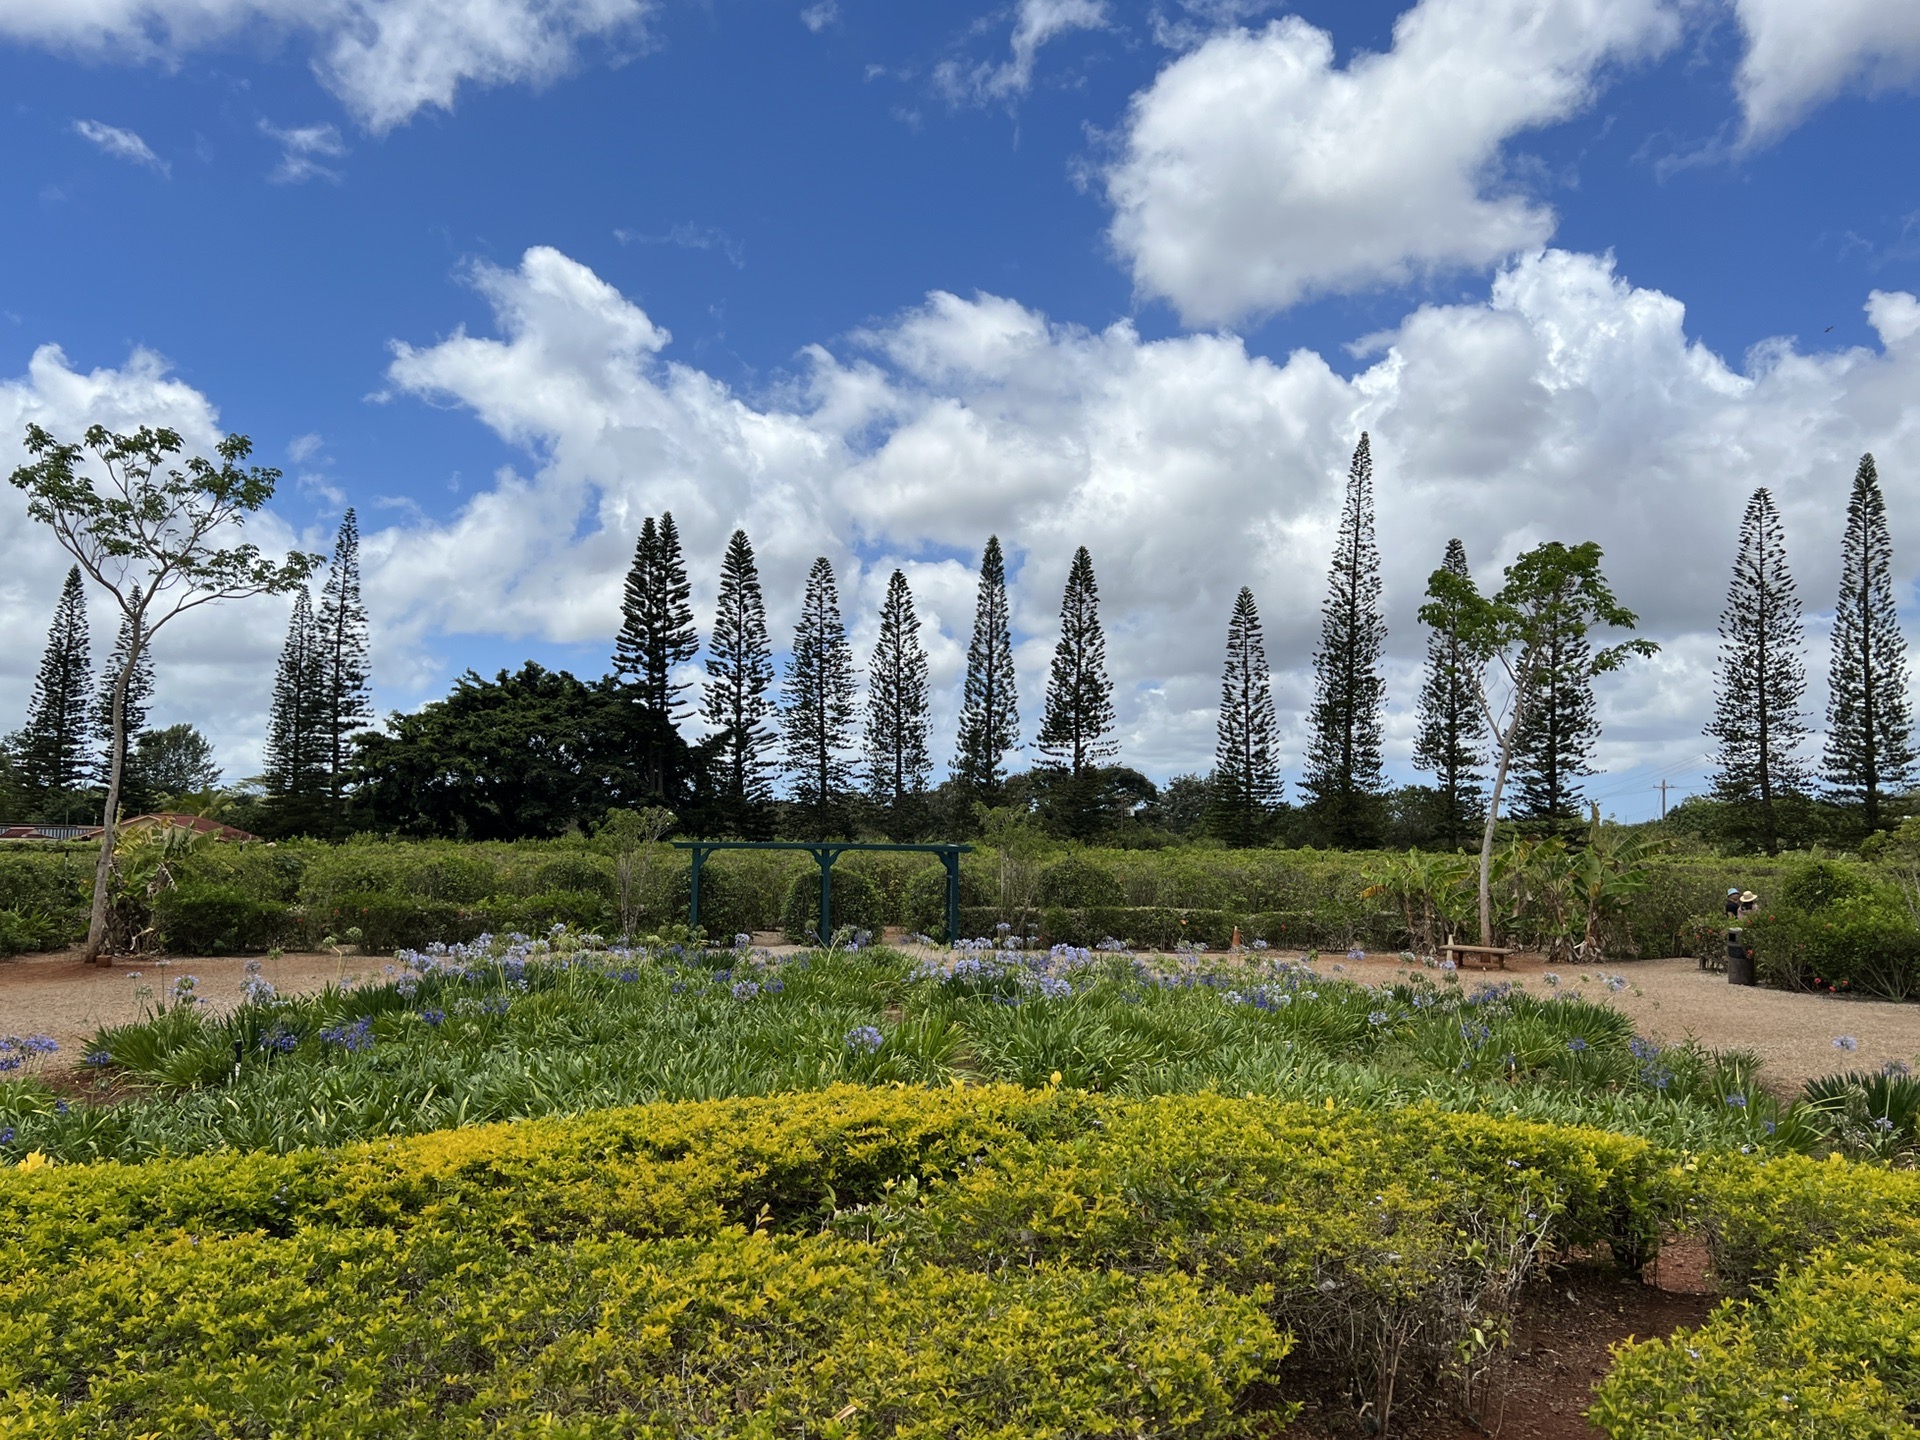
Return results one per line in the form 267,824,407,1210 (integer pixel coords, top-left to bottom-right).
1739,891,1758,903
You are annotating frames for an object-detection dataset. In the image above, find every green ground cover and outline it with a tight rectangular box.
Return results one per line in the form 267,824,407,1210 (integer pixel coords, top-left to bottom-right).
4,932,1918,1436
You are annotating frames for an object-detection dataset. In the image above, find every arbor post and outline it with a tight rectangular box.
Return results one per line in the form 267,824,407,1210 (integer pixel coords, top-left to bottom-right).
815,847,837,944
941,849,961,943
688,846,708,929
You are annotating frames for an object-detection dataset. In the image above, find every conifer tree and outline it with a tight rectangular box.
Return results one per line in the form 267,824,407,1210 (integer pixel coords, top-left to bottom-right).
15,566,96,805
1412,539,1486,847
614,516,659,685
863,569,932,835
615,512,700,798
952,536,1020,802
702,529,777,835
1206,586,1283,847
1301,433,1388,846
90,614,153,806
262,587,328,832
1508,617,1597,826
315,508,372,816
1708,487,1811,854
1036,547,1117,776
1824,454,1915,831
781,557,857,835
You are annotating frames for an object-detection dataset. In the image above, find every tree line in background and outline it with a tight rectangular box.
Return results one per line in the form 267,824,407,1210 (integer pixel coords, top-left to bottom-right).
7,431,1909,858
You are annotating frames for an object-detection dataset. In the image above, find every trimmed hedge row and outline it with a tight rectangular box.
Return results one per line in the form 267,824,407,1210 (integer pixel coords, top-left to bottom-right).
0,1086,1682,1436
0,836,1835,961
1591,1156,1920,1438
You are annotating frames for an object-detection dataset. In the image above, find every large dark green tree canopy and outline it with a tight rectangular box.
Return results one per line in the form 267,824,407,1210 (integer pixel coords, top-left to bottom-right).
350,663,709,840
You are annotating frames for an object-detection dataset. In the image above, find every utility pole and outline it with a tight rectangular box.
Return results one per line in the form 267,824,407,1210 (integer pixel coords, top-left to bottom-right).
1659,778,1670,820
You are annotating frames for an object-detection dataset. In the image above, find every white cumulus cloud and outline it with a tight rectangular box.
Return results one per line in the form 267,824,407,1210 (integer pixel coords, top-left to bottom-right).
8,248,1920,804
365,245,1920,788
0,0,651,132
71,118,169,174
1734,0,1920,142
1104,0,1679,325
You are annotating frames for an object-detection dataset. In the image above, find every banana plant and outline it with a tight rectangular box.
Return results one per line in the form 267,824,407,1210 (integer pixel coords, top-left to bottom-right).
1568,804,1668,961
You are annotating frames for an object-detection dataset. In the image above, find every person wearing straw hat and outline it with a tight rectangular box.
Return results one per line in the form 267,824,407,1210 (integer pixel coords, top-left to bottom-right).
1738,889,1759,918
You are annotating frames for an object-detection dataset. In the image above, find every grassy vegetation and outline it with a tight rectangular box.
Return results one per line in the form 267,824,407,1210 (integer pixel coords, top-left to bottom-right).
5,926,1919,1435
0,932,1810,1162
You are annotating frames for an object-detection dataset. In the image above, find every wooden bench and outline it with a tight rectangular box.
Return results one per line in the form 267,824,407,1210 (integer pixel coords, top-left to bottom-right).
1442,943,1513,971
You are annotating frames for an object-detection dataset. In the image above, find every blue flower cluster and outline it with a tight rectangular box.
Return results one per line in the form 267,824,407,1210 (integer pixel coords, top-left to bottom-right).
845,1025,883,1054
0,1034,58,1072
318,1016,375,1052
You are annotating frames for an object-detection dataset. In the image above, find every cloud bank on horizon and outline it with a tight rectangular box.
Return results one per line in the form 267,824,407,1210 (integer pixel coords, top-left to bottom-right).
2,0,1919,810
7,244,1918,793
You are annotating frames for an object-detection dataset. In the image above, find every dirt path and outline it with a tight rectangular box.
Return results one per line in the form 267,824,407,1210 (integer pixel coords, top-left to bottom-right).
1305,950,1920,1091
3,943,1915,1091
0,949,398,1058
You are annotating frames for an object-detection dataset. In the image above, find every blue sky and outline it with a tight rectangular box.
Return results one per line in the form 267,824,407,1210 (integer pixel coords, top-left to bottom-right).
3,0,1919,818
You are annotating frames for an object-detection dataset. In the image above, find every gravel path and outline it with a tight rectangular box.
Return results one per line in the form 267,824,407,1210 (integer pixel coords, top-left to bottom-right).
1315,950,1920,1091
4,945,1915,1093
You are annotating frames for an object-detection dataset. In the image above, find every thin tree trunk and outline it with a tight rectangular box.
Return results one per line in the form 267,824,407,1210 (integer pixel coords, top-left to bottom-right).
83,625,141,962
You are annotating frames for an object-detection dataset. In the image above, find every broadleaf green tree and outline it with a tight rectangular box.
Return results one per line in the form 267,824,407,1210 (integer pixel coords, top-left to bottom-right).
863,568,932,838
1824,453,1915,832
781,556,857,837
1419,541,1656,947
701,529,776,837
1302,433,1387,846
351,663,694,839
9,424,316,958
1207,586,1283,847
1708,487,1811,855
952,536,1020,806
132,723,222,799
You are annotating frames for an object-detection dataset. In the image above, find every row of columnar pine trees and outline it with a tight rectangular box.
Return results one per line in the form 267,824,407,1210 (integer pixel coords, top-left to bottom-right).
606,437,1913,850
2,568,221,821
96,439,1903,848
596,435,1501,844
6,508,375,834
1703,458,1915,852
257,510,372,836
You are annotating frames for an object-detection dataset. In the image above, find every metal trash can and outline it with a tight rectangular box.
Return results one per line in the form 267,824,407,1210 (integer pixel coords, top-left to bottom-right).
1726,928,1756,986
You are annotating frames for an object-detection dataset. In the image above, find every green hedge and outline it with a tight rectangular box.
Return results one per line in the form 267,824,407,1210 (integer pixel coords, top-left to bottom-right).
0,836,1888,968
1592,1156,1920,1438
150,885,296,955
781,869,884,944
0,1086,1682,1437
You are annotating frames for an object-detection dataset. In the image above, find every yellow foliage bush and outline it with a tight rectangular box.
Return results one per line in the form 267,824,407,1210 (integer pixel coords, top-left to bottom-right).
0,1085,1690,1437
1592,1158,1920,1438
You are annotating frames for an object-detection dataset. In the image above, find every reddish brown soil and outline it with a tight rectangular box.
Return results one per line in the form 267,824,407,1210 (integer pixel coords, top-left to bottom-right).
1278,1259,1718,1439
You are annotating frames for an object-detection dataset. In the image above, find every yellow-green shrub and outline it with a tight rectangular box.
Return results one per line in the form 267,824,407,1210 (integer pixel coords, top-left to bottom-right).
1591,1158,1920,1438
0,1087,1688,1435
0,1228,1286,1438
